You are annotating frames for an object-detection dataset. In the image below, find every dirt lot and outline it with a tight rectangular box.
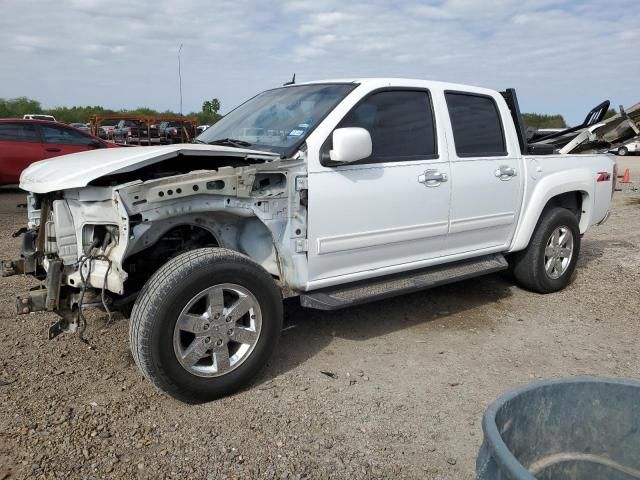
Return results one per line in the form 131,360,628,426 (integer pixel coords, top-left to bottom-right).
1,158,639,480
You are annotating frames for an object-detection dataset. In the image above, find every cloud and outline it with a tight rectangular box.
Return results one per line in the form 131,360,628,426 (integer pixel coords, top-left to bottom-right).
0,0,637,123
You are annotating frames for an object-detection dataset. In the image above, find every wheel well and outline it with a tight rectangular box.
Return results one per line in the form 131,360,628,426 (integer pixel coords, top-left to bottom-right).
544,191,583,222
122,224,219,295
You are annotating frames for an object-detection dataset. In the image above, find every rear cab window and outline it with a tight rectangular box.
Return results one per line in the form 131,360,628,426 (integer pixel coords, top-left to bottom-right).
445,92,507,157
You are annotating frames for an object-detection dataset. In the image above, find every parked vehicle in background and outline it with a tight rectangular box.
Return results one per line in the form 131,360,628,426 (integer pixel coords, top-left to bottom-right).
197,125,210,135
130,122,160,145
158,121,197,144
98,124,116,140
111,120,132,144
23,114,56,122
112,120,160,145
0,119,115,185
613,137,640,156
3,79,616,402
69,123,91,134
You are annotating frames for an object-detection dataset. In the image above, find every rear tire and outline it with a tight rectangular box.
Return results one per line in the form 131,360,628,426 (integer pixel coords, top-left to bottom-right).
618,146,628,156
129,248,282,402
511,207,580,294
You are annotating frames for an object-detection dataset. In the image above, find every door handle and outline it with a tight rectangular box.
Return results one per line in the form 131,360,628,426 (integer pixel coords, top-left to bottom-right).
45,148,61,153
495,165,517,180
418,169,448,187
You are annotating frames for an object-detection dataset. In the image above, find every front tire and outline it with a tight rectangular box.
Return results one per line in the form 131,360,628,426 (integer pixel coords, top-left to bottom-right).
511,207,580,294
129,248,283,402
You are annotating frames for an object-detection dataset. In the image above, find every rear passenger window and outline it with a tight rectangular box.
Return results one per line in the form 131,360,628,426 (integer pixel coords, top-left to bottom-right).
445,92,507,157
0,123,38,142
337,90,437,163
41,125,93,146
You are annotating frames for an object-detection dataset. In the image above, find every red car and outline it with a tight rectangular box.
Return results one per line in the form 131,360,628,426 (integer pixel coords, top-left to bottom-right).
0,119,117,185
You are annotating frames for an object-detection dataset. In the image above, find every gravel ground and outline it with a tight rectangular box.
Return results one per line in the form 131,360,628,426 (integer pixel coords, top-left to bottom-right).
1,157,639,480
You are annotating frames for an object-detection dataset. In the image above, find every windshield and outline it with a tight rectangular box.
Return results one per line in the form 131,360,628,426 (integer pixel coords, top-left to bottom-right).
196,83,356,156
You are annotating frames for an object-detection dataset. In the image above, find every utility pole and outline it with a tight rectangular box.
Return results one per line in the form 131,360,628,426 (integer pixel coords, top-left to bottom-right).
178,44,183,116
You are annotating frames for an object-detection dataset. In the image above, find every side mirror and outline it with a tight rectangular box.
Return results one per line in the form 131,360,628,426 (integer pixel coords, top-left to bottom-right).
88,139,103,149
329,127,372,164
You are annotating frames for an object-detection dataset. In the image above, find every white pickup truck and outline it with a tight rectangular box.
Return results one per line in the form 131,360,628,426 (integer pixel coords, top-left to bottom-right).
2,78,616,402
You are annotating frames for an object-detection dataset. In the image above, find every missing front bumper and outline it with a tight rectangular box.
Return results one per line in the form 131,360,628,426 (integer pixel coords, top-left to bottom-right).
15,286,78,339
1,257,37,277
13,259,75,339
13,259,63,314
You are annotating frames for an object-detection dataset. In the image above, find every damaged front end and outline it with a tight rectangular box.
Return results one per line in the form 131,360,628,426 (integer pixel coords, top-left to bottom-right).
3,145,309,339
3,190,127,338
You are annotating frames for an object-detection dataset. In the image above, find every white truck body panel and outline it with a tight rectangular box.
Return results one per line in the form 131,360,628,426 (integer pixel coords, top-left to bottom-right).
300,79,613,290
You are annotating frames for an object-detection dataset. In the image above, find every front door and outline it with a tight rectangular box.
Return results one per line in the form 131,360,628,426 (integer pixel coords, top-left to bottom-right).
307,89,451,284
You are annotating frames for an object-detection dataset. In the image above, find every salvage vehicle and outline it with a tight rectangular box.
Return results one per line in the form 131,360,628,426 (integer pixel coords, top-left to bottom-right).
2,79,617,402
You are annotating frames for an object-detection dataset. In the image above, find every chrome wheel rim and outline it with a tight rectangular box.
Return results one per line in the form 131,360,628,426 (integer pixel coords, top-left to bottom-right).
173,283,262,378
544,226,574,279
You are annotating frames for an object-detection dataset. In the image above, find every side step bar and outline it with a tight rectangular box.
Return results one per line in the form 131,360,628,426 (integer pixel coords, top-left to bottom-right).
300,254,508,311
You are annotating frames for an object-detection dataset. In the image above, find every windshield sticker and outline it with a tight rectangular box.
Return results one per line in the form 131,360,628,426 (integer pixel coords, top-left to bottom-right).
288,129,304,136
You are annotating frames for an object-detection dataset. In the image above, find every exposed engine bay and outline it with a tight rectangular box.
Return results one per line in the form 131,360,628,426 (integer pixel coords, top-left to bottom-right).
3,148,309,338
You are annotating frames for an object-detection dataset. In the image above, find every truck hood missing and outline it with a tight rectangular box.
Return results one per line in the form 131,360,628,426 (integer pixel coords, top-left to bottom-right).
20,144,280,193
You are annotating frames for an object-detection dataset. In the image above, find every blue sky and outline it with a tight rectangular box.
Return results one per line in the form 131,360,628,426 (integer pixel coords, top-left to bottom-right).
0,0,638,124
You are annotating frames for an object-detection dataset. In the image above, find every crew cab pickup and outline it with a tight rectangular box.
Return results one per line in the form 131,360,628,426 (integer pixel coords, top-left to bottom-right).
2,79,616,402
158,121,197,144
112,120,160,145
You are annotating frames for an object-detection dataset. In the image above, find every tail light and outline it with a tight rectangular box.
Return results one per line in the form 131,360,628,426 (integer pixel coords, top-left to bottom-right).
127,128,132,136
171,128,177,135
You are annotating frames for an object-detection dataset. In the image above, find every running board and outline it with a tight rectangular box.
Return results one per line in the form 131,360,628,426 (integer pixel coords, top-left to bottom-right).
300,254,508,311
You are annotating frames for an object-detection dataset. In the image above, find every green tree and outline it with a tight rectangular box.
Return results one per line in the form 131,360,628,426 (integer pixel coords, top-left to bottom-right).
0,97,43,118
202,98,221,114
198,98,223,125
210,98,220,114
192,110,222,126
521,113,567,129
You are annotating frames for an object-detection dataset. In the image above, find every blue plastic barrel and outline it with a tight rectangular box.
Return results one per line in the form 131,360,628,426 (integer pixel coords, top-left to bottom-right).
476,377,640,479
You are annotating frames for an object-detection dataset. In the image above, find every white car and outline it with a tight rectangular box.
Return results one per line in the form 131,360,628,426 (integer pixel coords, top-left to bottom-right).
615,138,640,156
3,78,616,402
23,114,56,122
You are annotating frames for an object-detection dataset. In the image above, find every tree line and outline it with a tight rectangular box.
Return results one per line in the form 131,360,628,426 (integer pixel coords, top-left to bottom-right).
5,95,616,130
0,97,223,125
521,113,566,129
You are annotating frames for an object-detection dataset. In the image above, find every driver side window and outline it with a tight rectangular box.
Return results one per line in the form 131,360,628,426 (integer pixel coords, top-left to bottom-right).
333,89,437,164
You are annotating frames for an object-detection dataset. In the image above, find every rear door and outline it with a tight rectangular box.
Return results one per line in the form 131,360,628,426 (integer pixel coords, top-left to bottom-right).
307,88,451,283
0,122,45,184
443,91,523,254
